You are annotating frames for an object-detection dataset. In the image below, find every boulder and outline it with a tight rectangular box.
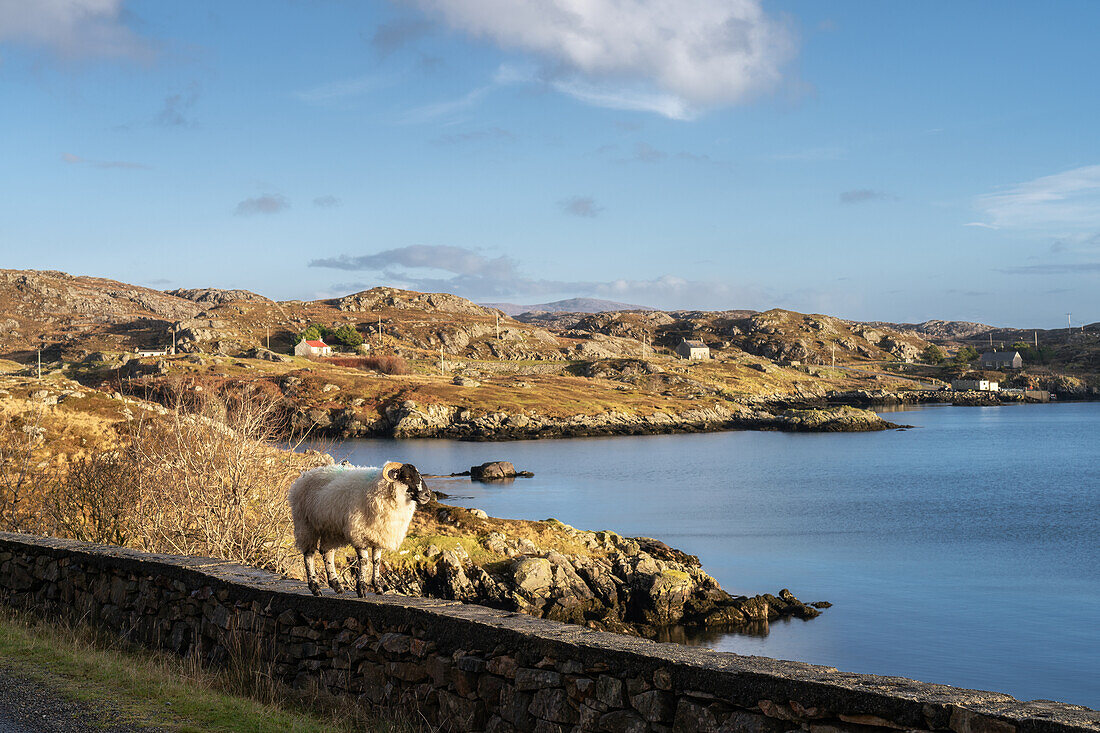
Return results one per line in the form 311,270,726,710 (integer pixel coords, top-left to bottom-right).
471,461,517,480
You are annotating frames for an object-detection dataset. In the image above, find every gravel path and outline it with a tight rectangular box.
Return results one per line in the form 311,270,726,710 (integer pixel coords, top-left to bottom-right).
0,664,159,733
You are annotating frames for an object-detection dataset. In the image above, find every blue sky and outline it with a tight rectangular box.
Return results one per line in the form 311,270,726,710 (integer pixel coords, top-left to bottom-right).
1,1,1098,327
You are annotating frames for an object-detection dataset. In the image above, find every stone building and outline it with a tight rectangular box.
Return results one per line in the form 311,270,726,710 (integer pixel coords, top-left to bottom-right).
675,338,710,360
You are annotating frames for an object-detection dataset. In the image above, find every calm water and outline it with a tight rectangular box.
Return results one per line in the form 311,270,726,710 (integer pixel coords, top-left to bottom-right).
325,403,1100,708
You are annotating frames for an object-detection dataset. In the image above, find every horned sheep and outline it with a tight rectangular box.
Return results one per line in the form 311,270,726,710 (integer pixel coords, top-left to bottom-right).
288,461,431,597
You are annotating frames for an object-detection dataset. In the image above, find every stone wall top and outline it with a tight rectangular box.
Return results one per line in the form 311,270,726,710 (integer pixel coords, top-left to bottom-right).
1,531,1096,733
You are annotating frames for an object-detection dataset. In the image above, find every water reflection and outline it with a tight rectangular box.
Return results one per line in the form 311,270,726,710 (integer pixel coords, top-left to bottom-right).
656,621,770,645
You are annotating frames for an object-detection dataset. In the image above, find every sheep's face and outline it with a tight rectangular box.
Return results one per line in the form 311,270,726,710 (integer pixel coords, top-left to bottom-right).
386,463,432,505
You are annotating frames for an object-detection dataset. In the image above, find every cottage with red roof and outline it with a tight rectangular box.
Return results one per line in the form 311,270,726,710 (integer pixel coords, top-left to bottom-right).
294,339,332,357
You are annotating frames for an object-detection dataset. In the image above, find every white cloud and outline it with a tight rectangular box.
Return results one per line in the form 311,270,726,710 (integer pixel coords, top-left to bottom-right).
405,0,794,119
0,0,151,60
309,244,768,308
973,165,1100,232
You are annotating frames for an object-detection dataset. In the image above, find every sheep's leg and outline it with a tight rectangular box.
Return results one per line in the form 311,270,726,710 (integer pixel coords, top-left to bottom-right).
324,549,345,593
371,548,383,590
356,547,372,597
303,552,323,597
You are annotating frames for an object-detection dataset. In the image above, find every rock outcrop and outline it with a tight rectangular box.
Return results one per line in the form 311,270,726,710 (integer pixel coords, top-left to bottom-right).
288,399,902,440
360,504,825,639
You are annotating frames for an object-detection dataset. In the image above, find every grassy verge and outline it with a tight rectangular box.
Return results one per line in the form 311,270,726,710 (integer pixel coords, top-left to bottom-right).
0,606,413,732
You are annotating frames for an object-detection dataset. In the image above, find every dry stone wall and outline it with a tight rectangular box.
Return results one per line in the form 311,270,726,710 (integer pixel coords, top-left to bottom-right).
0,532,1096,733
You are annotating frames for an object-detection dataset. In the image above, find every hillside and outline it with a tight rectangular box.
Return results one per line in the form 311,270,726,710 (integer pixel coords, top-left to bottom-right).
4,268,1096,442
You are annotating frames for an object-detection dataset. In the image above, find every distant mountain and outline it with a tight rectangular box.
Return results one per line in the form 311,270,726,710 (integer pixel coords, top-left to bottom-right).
482,298,654,316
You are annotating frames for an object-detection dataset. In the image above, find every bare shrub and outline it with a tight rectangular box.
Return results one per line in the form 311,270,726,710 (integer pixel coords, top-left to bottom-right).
46,451,143,546
363,355,409,375
119,389,308,573
315,355,409,375
0,407,49,533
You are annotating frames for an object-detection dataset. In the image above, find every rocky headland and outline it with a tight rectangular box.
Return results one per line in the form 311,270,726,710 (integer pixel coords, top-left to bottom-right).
356,499,827,640
291,399,902,440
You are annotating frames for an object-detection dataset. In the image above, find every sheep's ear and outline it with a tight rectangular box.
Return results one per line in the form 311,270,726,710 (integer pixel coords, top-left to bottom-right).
382,461,402,482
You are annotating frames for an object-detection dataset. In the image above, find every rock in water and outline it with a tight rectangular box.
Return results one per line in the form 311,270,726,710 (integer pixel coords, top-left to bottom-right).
471,461,517,480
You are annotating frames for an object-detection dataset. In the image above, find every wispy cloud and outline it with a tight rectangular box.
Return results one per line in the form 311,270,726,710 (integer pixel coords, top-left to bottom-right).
235,194,289,216
308,244,768,308
62,152,149,170
0,0,154,61
973,165,1100,232
155,83,200,127
313,195,341,208
551,80,694,121
400,84,493,124
559,196,603,218
406,0,795,120
998,263,1100,275
839,189,893,204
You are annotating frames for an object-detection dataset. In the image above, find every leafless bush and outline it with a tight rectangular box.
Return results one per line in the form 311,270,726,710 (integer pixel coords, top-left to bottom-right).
118,389,306,573
0,408,48,533
362,355,409,375
315,354,409,375
45,451,143,547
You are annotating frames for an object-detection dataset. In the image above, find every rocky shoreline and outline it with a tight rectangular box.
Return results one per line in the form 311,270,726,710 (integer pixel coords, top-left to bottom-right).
356,500,828,640
292,400,903,440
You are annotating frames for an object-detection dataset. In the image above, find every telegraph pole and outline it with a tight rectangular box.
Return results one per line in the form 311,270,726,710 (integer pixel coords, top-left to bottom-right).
495,312,500,340
1067,313,1072,330
439,345,445,375
831,342,835,368
37,348,41,380
265,326,270,350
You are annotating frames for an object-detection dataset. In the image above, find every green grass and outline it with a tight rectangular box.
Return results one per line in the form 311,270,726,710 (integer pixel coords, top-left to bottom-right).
0,606,412,732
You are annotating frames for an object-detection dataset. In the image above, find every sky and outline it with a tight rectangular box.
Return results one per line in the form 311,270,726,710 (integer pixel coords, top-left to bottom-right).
1,1,1099,328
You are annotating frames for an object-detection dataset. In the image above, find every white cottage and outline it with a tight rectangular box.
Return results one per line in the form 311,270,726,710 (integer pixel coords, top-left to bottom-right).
295,339,332,357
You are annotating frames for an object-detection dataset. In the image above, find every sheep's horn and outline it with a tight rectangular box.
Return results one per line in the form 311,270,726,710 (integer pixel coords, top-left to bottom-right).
382,461,402,480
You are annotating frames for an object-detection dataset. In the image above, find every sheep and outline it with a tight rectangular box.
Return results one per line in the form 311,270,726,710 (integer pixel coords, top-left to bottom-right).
288,461,432,597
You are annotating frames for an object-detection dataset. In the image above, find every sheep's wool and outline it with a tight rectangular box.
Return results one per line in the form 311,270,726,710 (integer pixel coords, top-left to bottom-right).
289,465,418,553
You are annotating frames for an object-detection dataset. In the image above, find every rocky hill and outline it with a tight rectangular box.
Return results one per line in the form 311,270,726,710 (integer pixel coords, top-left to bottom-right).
861,319,997,341
167,287,273,307
0,269,201,357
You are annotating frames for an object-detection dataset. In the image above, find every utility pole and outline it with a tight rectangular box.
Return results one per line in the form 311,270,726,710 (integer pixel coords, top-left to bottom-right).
37,348,41,380
171,326,177,355
1067,313,1072,330
378,316,382,344
1034,331,1038,348
831,342,835,368
439,345,445,375
495,312,500,340
266,326,270,351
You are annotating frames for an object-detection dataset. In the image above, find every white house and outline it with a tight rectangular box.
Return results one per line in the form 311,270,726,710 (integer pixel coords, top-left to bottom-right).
295,339,332,357
951,378,999,392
